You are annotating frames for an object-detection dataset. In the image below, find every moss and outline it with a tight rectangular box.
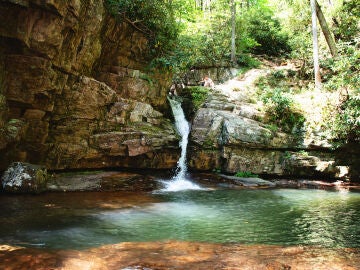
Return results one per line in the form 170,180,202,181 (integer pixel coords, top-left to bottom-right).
130,122,164,134
139,72,154,86
202,137,216,149
298,150,309,157
279,151,293,164
35,168,49,190
235,171,259,178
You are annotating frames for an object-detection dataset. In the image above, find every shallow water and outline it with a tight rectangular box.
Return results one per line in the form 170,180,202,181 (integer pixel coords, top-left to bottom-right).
0,188,359,250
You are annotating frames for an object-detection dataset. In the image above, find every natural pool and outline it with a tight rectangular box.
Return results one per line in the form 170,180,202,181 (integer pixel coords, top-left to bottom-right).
0,187,359,250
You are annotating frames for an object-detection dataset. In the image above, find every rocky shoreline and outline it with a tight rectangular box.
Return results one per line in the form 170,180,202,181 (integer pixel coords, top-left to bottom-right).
1,241,359,270
1,162,359,194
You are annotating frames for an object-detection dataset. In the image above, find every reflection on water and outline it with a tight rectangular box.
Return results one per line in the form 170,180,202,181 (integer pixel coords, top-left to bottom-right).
0,189,359,250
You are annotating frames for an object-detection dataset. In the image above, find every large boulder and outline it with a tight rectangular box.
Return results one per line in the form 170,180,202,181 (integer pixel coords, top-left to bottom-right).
188,89,344,179
1,162,48,193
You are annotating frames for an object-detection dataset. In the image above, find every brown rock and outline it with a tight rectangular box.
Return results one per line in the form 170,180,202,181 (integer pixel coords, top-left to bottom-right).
0,241,359,270
0,0,176,171
23,109,46,120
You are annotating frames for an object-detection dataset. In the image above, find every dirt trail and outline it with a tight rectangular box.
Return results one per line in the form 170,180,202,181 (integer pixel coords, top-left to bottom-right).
215,59,296,102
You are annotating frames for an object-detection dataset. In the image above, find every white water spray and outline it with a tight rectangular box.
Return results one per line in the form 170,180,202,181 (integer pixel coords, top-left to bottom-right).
161,97,202,191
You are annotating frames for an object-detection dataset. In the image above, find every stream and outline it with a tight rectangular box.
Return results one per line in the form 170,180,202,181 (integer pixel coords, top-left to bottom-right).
0,188,359,250
0,98,359,269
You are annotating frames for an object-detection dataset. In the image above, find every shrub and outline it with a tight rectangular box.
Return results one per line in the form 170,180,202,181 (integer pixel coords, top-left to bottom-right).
331,94,360,145
332,0,360,42
236,54,261,68
246,12,291,56
235,171,259,178
261,88,305,133
106,0,179,62
321,40,359,146
189,86,209,110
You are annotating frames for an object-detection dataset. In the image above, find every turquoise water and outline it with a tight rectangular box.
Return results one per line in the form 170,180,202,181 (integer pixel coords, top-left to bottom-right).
0,188,359,250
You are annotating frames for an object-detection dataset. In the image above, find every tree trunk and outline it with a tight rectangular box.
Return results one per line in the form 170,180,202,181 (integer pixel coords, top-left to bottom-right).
311,0,321,89
195,0,201,9
202,0,211,12
231,0,236,64
315,0,338,57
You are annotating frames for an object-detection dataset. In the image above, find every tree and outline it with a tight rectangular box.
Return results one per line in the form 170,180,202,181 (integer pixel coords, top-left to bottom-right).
310,0,321,89
315,0,338,57
230,0,236,64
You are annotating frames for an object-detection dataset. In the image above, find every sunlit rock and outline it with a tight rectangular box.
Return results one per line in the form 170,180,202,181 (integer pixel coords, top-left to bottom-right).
0,0,175,170
1,162,48,193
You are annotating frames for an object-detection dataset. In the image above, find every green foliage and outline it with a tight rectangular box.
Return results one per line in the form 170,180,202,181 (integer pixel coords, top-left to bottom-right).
189,86,209,109
332,0,360,42
321,39,359,145
236,54,261,68
235,171,259,178
330,94,360,145
151,0,274,72
256,68,306,94
212,168,222,173
322,42,360,92
106,0,179,62
265,123,279,133
139,73,154,86
282,151,292,160
245,9,291,56
298,150,309,157
260,88,305,133
272,69,286,79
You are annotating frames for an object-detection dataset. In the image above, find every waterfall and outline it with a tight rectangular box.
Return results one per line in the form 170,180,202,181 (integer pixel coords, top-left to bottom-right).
161,96,202,191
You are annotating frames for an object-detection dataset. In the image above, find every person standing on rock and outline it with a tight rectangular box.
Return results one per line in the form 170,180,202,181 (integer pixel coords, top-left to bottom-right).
200,76,215,88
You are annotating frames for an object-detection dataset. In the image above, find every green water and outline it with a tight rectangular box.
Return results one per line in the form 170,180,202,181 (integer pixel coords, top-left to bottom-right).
0,188,359,250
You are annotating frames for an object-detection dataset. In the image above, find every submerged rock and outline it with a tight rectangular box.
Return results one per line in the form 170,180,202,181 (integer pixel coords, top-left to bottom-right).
48,171,159,192
1,162,48,193
218,174,276,187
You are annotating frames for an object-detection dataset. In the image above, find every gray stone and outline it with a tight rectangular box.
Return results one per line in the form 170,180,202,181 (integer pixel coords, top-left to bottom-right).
1,162,48,193
219,174,276,187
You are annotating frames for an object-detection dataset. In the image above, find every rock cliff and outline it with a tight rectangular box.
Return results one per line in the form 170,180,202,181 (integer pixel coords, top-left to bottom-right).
187,77,350,180
0,0,178,170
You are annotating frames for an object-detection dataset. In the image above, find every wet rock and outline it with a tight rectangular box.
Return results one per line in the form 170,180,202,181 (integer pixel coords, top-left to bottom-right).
1,162,48,193
192,173,276,189
48,171,159,192
218,174,276,187
100,172,159,192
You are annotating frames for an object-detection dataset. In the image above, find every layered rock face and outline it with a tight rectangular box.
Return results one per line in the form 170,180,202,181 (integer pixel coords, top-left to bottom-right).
0,0,178,170
188,89,345,179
